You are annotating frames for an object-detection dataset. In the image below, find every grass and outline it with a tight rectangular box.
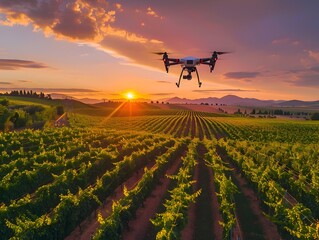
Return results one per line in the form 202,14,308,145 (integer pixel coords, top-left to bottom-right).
1,96,57,108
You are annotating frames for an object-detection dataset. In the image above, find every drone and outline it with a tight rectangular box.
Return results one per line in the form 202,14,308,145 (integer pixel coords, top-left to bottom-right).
154,51,229,87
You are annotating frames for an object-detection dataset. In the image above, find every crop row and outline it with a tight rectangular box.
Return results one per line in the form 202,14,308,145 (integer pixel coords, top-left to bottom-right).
68,110,319,144
0,128,175,239
93,139,187,239
220,139,319,239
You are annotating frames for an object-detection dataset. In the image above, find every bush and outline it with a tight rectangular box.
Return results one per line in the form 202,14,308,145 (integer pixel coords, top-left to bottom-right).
0,98,9,106
311,112,319,120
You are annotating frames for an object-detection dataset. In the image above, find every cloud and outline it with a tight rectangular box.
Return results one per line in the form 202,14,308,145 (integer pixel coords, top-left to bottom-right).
287,74,319,87
288,66,319,74
0,1,165,71
0,87,98,93
308,50,319,62
285,66,319,87
224,72,261,79
193,89,260,93
114,3,123,12
0,0,117,41
0,81,12,85
0,1,163,45
149,92,173,96
0,59,48,70
272,38,300,46
18,80,31,83
156,80,171,84
40,88,98,93
146,7,163,19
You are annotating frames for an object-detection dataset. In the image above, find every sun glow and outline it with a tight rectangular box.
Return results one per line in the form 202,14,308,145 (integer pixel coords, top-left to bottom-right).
126,92,134,100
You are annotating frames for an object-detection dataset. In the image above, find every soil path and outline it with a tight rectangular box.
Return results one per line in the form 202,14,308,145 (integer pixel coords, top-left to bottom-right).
181,143,223,240
175,115,188,138
217,146,282,240
121,152,184,240
184,113,191,137
65,160,156,240
195,116,204,140
191,114,196,139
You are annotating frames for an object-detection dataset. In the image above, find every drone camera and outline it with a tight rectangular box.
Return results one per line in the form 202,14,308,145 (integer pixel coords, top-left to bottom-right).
183,75,192,80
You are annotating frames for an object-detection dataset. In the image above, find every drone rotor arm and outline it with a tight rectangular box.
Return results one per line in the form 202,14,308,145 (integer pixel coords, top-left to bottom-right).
167,58,180,63
167,62,180,66
199,58,211,63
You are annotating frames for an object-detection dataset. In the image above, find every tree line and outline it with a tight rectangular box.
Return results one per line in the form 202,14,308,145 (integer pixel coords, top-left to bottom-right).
0,90,52,100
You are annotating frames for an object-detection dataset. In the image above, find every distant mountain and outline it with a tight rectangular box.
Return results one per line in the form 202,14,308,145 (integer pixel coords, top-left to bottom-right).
275,100,319,108
165,95,285,106
51,93,319,108
50,94,103,104
76,98,104,104
93,98,152,103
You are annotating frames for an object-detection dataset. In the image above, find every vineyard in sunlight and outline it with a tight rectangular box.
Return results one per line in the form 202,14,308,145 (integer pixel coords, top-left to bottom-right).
0,108,319,240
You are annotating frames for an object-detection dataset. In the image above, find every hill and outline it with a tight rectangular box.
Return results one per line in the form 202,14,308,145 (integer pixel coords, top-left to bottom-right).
274,100,319,108
165,95,283,106
165,95,319,108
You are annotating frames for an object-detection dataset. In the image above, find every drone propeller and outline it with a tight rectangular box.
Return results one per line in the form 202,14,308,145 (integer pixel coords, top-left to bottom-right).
152,52,171,55
211,51,231,55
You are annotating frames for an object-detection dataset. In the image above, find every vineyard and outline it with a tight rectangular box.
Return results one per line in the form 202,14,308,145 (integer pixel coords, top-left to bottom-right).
1,106,319,239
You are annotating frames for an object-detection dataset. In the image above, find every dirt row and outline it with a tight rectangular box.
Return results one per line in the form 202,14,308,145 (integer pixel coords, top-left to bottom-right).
66,149,186,240
181,143,223,240
66,141,283,240
216,146,282,240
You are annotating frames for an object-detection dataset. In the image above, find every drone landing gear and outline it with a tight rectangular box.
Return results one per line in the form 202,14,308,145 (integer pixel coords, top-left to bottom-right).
176,67,202,88
195,68,202,87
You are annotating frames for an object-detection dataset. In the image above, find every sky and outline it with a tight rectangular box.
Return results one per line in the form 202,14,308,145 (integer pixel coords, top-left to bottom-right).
0,0,319,101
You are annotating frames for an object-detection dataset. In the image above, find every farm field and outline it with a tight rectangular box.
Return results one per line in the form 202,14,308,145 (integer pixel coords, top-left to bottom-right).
0,103,319,240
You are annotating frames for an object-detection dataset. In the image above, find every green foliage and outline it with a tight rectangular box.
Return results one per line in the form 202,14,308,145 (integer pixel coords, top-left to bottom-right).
150,141,201,240
0,98,9,106
311,112,319,120
222,138,319,239
0,108,318,239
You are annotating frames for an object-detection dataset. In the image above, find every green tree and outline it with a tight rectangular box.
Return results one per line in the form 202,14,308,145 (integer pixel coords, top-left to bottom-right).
311,112,319,120
0,98,9,106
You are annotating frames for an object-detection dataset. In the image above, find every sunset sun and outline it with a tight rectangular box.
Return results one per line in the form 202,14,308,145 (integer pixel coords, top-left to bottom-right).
126,92,134,100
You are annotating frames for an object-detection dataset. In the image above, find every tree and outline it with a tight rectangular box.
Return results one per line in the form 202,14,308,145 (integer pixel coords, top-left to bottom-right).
311,112,319,120
0,98,9,106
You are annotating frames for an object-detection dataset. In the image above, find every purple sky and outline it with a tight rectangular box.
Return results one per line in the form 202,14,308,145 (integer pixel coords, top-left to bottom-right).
0,0,319,100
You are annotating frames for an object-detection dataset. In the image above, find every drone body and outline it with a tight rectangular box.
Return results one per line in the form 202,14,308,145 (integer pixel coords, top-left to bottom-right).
155,51,229,87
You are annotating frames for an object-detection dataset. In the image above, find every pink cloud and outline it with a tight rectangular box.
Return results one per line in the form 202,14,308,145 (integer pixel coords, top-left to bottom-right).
308,50,319,62
272,38,300,46
0,59,48,70
0,0,165,68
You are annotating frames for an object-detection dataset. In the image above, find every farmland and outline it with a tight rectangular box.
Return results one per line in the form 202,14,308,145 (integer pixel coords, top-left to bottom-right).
0,101,319,239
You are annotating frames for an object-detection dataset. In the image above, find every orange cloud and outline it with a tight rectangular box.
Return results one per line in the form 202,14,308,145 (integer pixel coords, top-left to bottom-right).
0,0,116,41
0,1,165,65
0,10,30,26
114,3,123,12
147,7,163,19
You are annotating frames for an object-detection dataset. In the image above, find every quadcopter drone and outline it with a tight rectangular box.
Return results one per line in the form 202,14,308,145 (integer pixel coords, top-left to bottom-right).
154,51,229,87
